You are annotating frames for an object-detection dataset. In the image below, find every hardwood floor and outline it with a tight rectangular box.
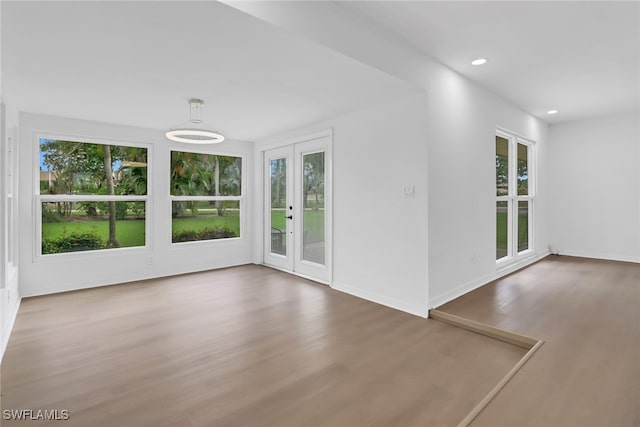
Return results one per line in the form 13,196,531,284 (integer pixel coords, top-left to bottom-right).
439,255,640,427
4,256,637,426
2,265,525,427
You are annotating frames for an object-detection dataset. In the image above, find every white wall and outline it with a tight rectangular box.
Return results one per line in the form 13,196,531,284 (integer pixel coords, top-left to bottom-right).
426,66,550,307
1,3,23,358
233,2,550,308
548,112,640,262
0,104,20,362
6,3,553,341
256,93,430,317
18,113,255,297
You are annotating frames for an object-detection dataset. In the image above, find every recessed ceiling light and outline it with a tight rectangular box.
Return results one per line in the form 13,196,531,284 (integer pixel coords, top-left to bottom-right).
471,58,487,66
547,110,559,115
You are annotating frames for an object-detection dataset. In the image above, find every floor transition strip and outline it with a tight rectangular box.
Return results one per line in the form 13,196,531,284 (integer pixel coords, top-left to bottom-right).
429,309,544,427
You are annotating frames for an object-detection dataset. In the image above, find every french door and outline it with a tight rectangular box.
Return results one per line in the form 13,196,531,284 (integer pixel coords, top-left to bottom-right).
263,135,331,283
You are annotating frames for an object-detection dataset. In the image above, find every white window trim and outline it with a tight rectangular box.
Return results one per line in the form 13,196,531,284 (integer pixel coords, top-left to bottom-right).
496,128,536,268
34,133,152,259
168,148,245,246
6,128,18,268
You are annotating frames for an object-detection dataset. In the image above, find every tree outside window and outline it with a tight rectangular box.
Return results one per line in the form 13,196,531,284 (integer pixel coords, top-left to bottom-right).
39,138,148,255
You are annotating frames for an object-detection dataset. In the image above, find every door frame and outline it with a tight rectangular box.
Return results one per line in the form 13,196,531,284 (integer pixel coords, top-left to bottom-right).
258,129,332,285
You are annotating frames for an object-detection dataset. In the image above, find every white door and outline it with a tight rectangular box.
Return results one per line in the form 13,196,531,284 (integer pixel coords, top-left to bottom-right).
263,146,293,271
263,135,331,283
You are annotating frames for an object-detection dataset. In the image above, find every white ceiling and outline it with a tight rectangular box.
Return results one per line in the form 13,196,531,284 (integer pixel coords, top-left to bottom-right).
3,2,638,134
1,1,416,141
341,1,640,123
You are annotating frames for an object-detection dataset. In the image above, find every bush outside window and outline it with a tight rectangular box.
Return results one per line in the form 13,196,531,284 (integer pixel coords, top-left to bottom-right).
170,151,242,243
39,138,148,255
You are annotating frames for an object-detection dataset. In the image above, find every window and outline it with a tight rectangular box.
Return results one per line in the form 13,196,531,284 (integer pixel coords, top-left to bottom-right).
38,138,148,255
170,151,242,243
496,130,534,263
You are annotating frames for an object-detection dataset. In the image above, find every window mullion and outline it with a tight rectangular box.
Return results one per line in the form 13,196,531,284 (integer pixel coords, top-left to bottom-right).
170,195,241,202
511,198,518,257
40,194,148,202
508,139,516,198
509,139,517,257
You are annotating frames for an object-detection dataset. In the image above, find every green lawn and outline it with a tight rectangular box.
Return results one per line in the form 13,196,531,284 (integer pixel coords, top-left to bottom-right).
497,211,528,259
42,219,146,248
172,214,240,235
43,209,519,259
42,210,240,254
42,213,242,251
271,209,324,243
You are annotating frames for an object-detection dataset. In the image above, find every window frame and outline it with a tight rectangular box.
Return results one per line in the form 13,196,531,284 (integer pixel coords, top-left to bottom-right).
169,147,245,246
496,128,535,267
6,129,17,267
34,133,152,259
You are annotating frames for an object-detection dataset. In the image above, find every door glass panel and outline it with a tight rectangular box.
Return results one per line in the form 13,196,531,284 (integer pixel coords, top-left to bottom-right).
496,201,508,260
270,158,287,255
496,136,509,196
302,152,325,265
517,143,528,195
518,200,529,252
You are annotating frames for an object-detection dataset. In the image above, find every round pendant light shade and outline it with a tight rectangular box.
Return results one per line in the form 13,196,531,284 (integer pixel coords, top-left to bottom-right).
166,129,225,144
166,99,225,144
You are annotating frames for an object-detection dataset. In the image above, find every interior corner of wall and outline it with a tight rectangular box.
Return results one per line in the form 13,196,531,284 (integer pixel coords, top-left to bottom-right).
0,286,21,363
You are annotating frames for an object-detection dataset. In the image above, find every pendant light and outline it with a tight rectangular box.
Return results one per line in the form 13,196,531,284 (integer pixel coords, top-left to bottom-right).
166,99,225,144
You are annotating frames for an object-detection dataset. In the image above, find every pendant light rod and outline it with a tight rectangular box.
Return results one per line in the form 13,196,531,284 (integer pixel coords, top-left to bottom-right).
189,99,203,124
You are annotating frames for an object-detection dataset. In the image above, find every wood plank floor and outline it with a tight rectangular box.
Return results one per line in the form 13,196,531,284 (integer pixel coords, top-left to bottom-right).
1,265,526,427
439,255,640,427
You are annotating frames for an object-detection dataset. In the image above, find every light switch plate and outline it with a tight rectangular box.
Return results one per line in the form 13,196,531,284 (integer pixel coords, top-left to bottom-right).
403,185,415,198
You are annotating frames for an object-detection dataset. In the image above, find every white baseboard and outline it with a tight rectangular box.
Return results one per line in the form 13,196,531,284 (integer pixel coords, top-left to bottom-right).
429,251,551,309
20,258,254,298
1,293,21,364
331,280,428,318
556,249,640,264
